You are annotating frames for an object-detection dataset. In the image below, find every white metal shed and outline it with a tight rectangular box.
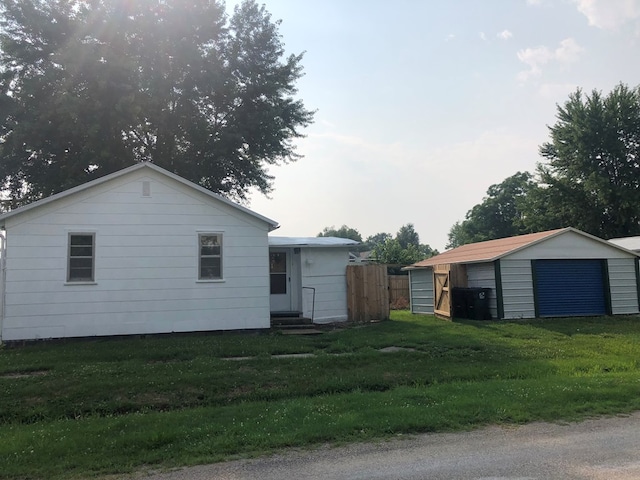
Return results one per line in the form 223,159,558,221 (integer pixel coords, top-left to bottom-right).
406,228,640,319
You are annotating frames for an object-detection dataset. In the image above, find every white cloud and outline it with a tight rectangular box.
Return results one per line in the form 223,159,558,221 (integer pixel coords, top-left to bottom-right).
480,31,487,41
554,38,584,62
445,33,456,41
497,29,513,40
517,37,584,81
517,46,553,81
526,0,542,5
571,0,640,29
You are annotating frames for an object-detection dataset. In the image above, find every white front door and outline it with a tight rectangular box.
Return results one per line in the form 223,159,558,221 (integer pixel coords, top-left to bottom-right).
270,249,292,312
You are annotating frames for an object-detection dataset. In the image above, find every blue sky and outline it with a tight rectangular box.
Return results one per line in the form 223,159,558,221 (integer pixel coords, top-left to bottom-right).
244,0,640,250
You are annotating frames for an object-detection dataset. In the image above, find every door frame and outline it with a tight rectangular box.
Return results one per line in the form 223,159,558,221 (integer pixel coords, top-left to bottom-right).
269,247,302,314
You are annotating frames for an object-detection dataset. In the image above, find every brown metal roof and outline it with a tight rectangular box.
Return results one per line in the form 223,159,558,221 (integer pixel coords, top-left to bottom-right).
408,228,567,268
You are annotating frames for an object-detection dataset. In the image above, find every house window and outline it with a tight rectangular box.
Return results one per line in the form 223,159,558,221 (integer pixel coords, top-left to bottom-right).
68,233,95,282
199,233,222,280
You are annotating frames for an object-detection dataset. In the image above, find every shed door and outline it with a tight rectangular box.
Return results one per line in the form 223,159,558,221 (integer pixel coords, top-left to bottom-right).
433,271,451,318
534,259,608,317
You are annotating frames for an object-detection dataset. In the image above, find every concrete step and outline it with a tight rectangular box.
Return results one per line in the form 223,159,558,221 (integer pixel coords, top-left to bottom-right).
271,316,313,327
278,328,324,335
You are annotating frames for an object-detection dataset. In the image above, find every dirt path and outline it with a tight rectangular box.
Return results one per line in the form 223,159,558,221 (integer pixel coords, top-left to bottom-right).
117,412,640,480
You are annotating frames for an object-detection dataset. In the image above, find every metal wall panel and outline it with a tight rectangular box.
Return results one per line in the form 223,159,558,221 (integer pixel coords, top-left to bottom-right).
409,269,434,314
500,259,536,319
607,258,639,315
466,263,498,319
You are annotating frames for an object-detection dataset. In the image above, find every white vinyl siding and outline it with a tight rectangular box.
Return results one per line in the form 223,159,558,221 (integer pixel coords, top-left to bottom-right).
299,248,350,323
500,259,536,319
409,268,434,315
608,258,639,315
466,263,497,319
1,169,271,341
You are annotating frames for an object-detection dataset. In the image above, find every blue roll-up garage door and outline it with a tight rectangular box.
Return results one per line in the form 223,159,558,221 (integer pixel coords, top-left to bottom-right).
534,259,608,317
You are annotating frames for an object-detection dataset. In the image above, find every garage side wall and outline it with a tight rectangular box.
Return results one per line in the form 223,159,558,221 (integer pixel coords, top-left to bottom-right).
409,268,434,314
466,263,497,319
499,259,536,319
608,258,640,315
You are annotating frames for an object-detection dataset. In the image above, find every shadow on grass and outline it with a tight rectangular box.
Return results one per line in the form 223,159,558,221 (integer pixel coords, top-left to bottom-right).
0,312,561,425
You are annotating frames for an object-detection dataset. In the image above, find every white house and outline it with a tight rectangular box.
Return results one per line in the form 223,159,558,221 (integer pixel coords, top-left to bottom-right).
268,236,358,323
0,162,280,341
406,228,640,319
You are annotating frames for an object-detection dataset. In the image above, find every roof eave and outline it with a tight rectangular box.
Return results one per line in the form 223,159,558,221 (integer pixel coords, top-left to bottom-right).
406,227,640,269
271,244,357,248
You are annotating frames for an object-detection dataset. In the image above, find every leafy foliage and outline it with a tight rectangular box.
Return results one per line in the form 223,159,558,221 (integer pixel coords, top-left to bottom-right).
447,82,640,247
317,225,363,242
0,0,314,207
447,172,536,248
364,232,392,250
522,84,640,239
372,223,437,264
396,223,420,249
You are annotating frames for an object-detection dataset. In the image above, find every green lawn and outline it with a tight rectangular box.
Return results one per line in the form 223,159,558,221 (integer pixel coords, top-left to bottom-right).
2,311,640,479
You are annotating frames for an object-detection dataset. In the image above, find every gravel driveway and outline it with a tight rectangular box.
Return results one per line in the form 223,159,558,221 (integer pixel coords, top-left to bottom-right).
121,412,640,480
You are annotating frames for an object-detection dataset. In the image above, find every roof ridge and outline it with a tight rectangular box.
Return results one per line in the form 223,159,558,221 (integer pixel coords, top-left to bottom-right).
0,162,279,230
406,228,567,268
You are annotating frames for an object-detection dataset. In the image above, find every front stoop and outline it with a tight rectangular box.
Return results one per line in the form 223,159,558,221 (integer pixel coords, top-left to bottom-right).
270,314,322,334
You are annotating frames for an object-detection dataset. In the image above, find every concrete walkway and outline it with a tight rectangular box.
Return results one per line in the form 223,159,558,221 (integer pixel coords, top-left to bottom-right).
221,346,418,361
125,412,640,480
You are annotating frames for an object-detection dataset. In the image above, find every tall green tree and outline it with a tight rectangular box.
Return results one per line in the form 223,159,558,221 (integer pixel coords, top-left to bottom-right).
396,223,420,249
521,84,640,239
0,0,314,208
317,225,363,242
447,172,536,248
364,232,392,250
372,223,437,265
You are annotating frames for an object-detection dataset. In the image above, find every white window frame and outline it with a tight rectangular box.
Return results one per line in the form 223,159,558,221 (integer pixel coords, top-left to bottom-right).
198,233,223,281
67,232,96,283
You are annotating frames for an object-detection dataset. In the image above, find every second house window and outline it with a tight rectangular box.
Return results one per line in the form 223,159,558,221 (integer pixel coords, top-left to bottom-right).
199,233,222,280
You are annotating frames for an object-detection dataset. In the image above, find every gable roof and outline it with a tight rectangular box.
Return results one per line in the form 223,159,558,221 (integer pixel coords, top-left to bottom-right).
269,236,359,248
0,162,279,231
608,236,640,252
405,227,638,269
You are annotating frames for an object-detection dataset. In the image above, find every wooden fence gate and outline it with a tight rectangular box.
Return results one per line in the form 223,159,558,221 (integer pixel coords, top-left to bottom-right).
346,264,390,322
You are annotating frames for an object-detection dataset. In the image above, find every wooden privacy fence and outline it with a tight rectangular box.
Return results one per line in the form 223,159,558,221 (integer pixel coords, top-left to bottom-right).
388,275,410,306
346,265,390,322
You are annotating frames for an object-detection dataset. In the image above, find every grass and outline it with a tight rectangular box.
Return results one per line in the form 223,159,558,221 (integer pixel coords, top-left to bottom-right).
2,311,640,479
